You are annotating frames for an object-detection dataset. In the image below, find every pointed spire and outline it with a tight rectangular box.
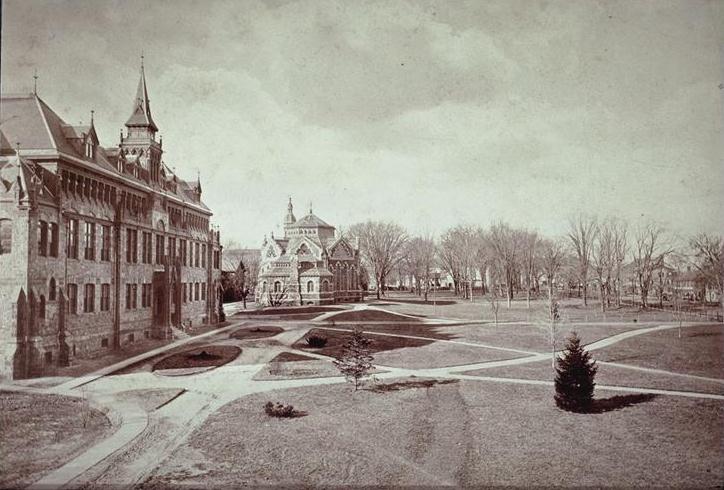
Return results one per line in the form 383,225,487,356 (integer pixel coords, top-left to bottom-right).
33,69,38,95
125,55,158,131
195,169,202,194
90,110,95,126
309,201,313,215
285,196,296,225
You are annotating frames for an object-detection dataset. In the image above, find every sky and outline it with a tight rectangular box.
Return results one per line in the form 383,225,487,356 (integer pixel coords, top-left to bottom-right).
2,0,722,247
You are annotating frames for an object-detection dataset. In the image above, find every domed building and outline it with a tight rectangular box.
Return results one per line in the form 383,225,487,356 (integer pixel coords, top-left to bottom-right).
255,199,364,305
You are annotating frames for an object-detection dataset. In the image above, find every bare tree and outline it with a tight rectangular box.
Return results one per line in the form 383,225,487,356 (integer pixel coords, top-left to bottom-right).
404,234,437,301
632,221,672,308
591,220,616,312
439,229,462,296
520,230,539,309
537,238,566,369
689,233,724,310
265,283,290,307
439,225,477,299
567,215,598,306
486,222,522,308
349,221,408,300
611,219,628,307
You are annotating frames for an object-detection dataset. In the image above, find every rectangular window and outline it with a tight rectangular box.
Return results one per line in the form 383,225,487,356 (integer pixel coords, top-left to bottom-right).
100,225,111,261
141,284,152,308
126,283,138,309
38,220,48,256
183,283,187,303
67,284,78,315
180,240,187,266
194,282,200,301
101,283,110,311
201,282,207,301
84,222,96,260
194,243,200,267
84,283,95,313
66,218,79,259
101,338,109,348
141,232,151,264
126,228,137,263
49,223,59,257
156,235,165,264
201,244,206,268
168,237,176,261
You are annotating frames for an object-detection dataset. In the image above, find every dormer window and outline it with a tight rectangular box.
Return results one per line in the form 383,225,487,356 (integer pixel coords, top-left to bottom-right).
85,139,94,159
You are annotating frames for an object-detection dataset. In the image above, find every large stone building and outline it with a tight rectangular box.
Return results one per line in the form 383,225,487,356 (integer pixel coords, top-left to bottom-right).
255,199,364,305
0,62,222,380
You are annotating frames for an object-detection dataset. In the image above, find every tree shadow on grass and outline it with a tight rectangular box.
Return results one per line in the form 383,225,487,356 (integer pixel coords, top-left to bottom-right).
367,378,459,393
587,393,658,413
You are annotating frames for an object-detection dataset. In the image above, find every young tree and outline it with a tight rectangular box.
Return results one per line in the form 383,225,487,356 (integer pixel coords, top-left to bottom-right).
554,332,598,412
567,214,598,306
538,238,567,367
333,328,374,391
349,221,408,300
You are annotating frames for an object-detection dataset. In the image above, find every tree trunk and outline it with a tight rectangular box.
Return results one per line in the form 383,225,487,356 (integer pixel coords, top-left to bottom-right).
582,282,588,306
600,284,606,312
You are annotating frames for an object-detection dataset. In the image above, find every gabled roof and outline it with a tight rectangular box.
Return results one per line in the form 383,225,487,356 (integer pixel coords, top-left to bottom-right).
125,64,158,131
287,212,334,229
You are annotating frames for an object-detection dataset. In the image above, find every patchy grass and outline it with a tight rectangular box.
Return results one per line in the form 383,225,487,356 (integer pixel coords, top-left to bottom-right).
368,378,459,392
111,389,188,412
330,322,456,341
143,379,723,487
269,352,317,363
326,309,421,322
230,326,284,340
293,328,432,358
152,345,241,371
594,324,724,379
372,341,524,369
0,391,111,488
463,358,724,396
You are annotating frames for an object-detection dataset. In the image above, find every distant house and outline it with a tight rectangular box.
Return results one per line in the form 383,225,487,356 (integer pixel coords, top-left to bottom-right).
220,249,259,303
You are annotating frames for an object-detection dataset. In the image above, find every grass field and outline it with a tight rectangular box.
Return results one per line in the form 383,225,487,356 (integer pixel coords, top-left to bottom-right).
594,324,724,378
230,325,284,340
464,359,724,396
0,391,111,488
142,379,723,488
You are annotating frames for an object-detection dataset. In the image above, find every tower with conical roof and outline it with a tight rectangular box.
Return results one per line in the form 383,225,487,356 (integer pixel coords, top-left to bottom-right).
120,56,163,184
284,197,296,237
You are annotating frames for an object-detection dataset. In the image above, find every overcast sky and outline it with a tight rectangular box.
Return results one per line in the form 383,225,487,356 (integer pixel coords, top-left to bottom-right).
2,0,722,247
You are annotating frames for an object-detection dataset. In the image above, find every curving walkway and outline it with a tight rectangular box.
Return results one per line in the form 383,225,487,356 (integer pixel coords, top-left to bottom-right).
4,306,722,488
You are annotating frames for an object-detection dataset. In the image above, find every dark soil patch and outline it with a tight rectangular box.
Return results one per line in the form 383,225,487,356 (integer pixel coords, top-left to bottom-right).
381,298,457,306
270,352,317,363
240,306,343,316
326,310,421,323
153,345,240,371
369,378,459,392
294,328,432,358
330,323,456,341
230,326,284,340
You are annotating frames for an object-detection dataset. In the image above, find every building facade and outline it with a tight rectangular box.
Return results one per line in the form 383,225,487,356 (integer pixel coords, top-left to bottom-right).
0,62,222,380
255,199,363,305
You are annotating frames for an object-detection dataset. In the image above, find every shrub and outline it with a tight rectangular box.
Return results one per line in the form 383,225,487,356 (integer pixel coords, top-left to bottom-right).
264,401,296,418
554,332,598,412
305,334,328,348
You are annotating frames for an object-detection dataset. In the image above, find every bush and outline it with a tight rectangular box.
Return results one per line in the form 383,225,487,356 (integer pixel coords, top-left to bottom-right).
264,401,297,418
554,332,598,412
305,334,328,348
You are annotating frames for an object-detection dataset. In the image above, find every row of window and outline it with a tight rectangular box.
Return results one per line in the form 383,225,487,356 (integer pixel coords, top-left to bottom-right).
65,283,110,314
125,228,208,267
182,282,208,303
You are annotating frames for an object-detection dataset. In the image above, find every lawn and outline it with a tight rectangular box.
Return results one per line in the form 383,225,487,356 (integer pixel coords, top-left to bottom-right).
463,359,724,396
594,324,724,379
326,309,422,322
0,391,111,488
293,328,432,358
372,342,524,369
142,379,723,487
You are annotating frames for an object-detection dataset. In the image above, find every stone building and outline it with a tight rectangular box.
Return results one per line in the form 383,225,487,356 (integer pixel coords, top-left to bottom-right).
0,62,222,380
255,199,363,305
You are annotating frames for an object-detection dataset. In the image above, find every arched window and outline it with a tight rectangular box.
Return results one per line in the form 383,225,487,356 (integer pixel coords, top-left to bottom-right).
39,295,46,319
322,280,329,292
0,219,12,254
49,278,57,301
307,281,314,293
262,281,267,292
274,281,281,293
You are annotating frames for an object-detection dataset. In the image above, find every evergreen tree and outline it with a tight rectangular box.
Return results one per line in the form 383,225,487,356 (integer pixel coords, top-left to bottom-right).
554,332,597,412
333,327,374,391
